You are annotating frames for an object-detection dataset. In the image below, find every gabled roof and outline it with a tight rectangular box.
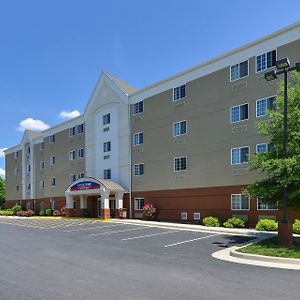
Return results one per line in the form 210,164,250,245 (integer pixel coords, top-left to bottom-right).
26,129,42,140
104,71,136,95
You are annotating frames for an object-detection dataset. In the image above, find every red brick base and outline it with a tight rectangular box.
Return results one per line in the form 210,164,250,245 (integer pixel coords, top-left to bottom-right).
100,208,110,220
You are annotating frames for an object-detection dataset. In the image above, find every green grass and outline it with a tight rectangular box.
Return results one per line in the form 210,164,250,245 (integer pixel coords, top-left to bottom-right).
237,237,300,259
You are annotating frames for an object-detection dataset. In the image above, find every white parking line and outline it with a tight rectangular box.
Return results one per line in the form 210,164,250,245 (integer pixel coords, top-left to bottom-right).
122,230,181,241
89,227,146,237
164,234,219,248
64,223,125,233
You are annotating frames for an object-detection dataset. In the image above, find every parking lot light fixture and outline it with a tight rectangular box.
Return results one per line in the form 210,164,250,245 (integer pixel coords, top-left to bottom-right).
276,57,290,70
264,70,278,81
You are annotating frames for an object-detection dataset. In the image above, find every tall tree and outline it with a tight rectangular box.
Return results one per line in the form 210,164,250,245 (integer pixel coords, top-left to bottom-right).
0,177,5,209
246,72,300,211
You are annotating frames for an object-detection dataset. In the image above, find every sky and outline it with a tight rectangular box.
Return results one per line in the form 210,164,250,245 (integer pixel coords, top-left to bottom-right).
0,0,300,177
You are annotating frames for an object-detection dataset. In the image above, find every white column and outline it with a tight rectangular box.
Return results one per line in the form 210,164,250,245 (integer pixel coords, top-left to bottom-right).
100,190,110,209
66,195,74,208
115,192,124,209
80,195,87,209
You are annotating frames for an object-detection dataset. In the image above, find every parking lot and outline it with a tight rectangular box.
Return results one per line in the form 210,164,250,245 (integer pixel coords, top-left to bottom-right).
0,217,299,300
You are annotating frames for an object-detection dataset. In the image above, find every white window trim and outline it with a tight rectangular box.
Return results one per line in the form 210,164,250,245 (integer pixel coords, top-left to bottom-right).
49,135,55,144
40,161,45,171
50,177,56,187
173,83,186,102
255,49,277,74
255,95,277,118
256,143,268,154
77,148,84,159
69,174,76,184
133,101,144,116
40,180,44,189
134,198,144,210
174,156,188,172
231,194,250,211
40,142,44,151
103,141,111,153
173,120,187,137
231,146,250,165
103,169,111,180
134,163,144,176
133,131,144,146
256,198,278,211
103,113,111,126
230,103,249,124
77,124,84,134
49,156,55,165
69,150,76,161
69,127,76,137
230,60,249,82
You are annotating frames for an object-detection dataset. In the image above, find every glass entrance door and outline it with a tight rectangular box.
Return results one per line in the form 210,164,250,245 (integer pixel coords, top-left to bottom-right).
109,199,116,218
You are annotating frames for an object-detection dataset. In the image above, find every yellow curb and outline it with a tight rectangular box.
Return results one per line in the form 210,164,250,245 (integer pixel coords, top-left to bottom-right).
30,216,104,222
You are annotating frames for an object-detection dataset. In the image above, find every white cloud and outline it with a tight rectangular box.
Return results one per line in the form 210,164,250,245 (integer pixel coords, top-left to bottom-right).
0,168,5,178
17,118,50,132
0,148,8,158
59,110,80,119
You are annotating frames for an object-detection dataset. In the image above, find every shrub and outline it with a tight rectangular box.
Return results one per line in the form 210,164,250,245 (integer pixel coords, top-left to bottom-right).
255,219,278,231
223,217,245,228
202,216,221,227
53,210,61,216
11,204,22,215
143,203,158,220
39,209,45,216
0,210,14,216
16,210,34,217
293,219,300,234
60,206,66,217
45,208,52,216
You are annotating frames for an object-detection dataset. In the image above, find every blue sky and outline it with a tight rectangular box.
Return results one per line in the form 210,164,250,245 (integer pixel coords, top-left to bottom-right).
0,0,299,177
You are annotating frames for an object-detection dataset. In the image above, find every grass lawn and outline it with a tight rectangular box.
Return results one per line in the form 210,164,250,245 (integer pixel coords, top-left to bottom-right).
237,237,300,259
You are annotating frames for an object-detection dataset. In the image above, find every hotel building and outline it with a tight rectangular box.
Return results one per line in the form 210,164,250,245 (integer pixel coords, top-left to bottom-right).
4,22,300,226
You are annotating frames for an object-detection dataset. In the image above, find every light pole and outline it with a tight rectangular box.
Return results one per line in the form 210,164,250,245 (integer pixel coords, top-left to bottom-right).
265,58,300,247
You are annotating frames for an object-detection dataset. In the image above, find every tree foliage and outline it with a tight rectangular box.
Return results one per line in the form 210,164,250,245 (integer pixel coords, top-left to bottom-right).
0,176,5,209
246,72,300,209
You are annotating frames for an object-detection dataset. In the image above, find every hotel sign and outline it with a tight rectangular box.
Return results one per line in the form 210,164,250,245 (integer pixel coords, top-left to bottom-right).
70,181,101,191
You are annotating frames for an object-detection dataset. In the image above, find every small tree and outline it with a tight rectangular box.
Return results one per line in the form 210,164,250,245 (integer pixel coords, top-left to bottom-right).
0,177,5,209
246,72,300,241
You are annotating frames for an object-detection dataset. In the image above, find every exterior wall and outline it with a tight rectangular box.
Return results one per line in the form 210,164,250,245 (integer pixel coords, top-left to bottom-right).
5,150,22,201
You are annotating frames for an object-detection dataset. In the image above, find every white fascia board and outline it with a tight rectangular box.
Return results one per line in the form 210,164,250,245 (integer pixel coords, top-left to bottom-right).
130,23,300,104
4,145,22,155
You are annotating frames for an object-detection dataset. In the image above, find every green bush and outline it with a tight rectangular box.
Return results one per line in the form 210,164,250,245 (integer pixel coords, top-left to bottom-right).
202,216,221,227
223,217,245,228
11,204,22,215
0,210,14,216
255,219,278,231
293,219,300,234
45,208,52,216
39,209,45,216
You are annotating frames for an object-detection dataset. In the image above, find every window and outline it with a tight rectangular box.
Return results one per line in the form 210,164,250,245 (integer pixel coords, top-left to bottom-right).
27,183,31,190
14,151,18,159
103,141,111,153
50,156,56,165
230,60,249,81
257,198,277,210
181,212,188,220
77,148,84,159
103,113,111,125
40,200,44,210
133,132,144,146
256,50,276,72
133,101,144,115
231,194,250,210
104,169,111,180
231,146,249,164
69,127,76,137
173,120,187,137
69,150,76,160
16,185,19,191
256,96,276,117
69,174,76,184
173,84,186,101
40,161,45,171
77,172,84,179
40,180,44,189
26,146,31,155
49,134,55,144
26,202,31,210
134,198,144,210
27,164,31,173
14,168,19,175
50,177,56,187
134,163,144,176
174,156,187,172
230,104,249,123
256,143,268,154
77,123,84,134
40,142,44,150
51,199,56,210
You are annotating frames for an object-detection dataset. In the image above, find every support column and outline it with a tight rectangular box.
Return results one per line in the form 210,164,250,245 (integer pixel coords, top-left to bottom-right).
65,195,74,217
115,192,125,219
78,195,87,217
100,190,110,220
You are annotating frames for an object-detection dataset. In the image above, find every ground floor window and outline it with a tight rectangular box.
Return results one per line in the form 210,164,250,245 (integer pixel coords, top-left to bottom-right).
231,194,250,210
257,198,277,210
26,202,31,210
40,200,44,210
51,199,56,210
134,198,144,210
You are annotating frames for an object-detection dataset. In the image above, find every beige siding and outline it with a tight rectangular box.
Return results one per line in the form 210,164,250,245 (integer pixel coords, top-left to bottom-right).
131,39,300,192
